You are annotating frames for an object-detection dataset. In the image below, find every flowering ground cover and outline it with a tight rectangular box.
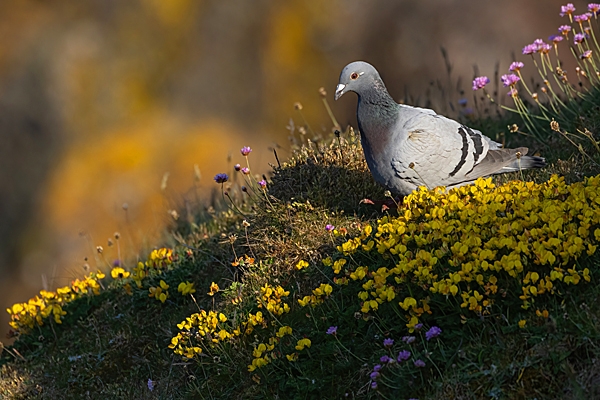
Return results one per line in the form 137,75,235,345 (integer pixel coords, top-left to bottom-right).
3,3,600,398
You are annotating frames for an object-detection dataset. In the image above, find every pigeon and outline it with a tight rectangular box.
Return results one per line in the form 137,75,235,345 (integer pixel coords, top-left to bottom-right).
335,61,546,196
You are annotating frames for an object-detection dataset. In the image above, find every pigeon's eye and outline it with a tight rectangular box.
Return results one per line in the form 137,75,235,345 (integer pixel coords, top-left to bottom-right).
350,72,359,80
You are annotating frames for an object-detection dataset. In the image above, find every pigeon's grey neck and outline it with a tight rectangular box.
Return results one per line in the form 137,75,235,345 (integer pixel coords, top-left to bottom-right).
356,78,399,158
358,78,398,111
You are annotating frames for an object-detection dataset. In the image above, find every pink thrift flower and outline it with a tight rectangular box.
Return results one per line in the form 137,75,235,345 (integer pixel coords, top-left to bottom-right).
472,76,490,90
240,146,252,156
522,44,537,55
589,3,600,14
549,35,564,43
560,3,576,17
559,25,572,35
501,74,520,87
574,33,586,43
509,61,524,71
507,88,518,97
581,49,593,59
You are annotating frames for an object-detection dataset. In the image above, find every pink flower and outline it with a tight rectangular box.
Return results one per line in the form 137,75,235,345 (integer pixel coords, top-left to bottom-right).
472,76,490,90
241,167,250,175
540,43,552,53
501,74,520,87
589,3,600,14
509,61,524,71
574,33,587,43
240,146,252,156
507,88,518,97
258,180,267,188
581,49,593,59
560,3,576,17
574,13,592,22
549,35,564,43
559,25,572,35
522,44,537,55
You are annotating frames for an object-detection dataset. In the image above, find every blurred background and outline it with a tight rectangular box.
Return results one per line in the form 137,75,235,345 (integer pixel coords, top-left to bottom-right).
1,0,574,338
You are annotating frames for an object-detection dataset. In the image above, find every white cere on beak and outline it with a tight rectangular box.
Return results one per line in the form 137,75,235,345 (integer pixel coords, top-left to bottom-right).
335,83,346,100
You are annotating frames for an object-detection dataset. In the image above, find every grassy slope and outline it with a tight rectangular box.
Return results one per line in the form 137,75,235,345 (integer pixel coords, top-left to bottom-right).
1,99,600,399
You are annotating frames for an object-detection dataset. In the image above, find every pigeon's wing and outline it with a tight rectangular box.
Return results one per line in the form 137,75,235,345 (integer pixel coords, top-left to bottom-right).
390,112,495,190
465,147,532,178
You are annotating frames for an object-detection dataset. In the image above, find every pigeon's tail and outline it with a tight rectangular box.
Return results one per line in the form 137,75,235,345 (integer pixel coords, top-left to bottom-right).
498,155,546,173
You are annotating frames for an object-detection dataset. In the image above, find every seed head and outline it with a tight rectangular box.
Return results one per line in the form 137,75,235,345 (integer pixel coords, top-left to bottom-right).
550,120,560,131
318,87,327,97
294,102,303,111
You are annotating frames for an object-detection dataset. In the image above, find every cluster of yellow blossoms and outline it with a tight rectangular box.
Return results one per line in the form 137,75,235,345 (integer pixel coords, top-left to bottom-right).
7,248,183,336
169,310,241,358
6,270,106,334
257,283,290,316
297,283,333,307
332,175,600,330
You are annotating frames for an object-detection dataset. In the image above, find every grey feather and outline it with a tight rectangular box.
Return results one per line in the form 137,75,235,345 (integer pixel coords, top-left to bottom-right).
335,61,546,196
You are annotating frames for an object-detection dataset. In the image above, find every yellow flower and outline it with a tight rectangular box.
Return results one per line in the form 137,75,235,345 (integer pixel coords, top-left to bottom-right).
518,319,527,328
332,259,347,274
295,260,309,270
276,326,293,338
110,267,130,279
208,282,219,296
295,338,311,351
177,281,196,295
286,353,298,362
95,270,106,279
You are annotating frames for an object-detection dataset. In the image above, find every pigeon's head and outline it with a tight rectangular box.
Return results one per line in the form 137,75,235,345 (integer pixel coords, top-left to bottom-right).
335,61,381,101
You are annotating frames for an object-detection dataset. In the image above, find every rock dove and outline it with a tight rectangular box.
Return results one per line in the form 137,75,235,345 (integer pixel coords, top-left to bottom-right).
335,61,546,196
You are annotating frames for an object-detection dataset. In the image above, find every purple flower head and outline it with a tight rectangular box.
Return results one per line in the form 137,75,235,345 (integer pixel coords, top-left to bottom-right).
326,326,338,335
214,173,229,184
240,146,252,156
112,259,121,267
234,164,241,171
522,44,537,55
414,323,423,331
501,73,521,87
241,167,250,175
325,224,335,232
397,350,411,362
258,179,267,189
560,3,576,17
380,355,392,363
507,88,518,97
509,61,524,71
589,3,600,14
373,364,382,372
147,379,155,391
574,13,592,22
549,35,564,43
559,25,572,35
414,359,426,368
370,371,380,380
574,33,587,43
383,338,394,348
581,49,593,59
472,76,490,91
540,43,552,53
402,335,416,344
371,381,378,389
425,326,442,341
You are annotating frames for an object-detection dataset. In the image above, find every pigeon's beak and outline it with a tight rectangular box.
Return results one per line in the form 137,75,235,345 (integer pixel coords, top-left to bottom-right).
334,83,346,101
